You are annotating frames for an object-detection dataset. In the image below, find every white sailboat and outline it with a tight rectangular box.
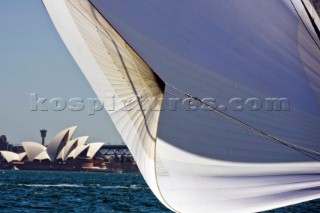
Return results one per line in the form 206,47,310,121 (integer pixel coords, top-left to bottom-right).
12,166,19,171
41,0,320,212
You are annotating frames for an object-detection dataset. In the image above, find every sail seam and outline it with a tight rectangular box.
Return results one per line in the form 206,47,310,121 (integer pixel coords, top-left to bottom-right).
75,1,178,211
165,83,320,163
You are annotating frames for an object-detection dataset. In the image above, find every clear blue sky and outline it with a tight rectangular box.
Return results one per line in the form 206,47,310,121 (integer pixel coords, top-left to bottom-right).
0,0,123,145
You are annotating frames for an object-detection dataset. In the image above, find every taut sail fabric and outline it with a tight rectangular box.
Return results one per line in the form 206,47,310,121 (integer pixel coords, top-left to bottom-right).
42,0,167,208
43,0,320,212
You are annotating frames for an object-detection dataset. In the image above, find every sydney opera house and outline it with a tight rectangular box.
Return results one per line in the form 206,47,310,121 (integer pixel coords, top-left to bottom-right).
0,126,105,171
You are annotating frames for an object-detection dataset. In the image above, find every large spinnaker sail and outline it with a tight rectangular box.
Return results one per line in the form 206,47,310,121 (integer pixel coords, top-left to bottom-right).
300,0,320,104
43,0,320,212
303,0,320,40
41,0,170,209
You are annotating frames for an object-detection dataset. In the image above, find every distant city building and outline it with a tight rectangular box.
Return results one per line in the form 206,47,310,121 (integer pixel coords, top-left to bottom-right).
0,126,104,163
0,127,138,173
0,135,14,151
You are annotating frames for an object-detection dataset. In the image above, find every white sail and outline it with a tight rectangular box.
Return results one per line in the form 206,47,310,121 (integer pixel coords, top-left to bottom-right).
42,0,320,212
42,0,168,209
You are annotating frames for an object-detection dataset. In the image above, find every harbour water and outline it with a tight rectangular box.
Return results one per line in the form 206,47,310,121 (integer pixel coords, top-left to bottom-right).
0,171,319,213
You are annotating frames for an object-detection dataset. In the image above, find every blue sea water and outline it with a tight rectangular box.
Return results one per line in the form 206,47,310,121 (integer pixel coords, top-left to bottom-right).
0,170,319,213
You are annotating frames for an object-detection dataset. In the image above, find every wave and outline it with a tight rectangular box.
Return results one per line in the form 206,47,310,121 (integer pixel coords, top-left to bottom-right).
17,184,84,188
12,183,147,189
102,185,146,189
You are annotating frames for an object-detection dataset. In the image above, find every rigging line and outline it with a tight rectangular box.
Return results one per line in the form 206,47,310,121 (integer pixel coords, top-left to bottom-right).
47,0,320,161
87,0,167,89
164,91,178,98
60,2,177,211
301,0,320,41
290,0,320,50
290,146,320,162
165,83,320,162
67,0,159,142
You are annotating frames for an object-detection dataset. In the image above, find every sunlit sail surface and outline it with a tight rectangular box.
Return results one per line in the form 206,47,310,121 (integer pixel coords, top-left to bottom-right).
42,0,320,212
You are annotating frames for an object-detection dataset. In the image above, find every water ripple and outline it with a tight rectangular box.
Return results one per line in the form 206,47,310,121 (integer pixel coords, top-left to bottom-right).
0,170,319,212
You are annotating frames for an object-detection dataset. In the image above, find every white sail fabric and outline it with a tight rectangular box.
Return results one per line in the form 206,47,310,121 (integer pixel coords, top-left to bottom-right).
42,0,167,208
303,0,320,34
43,0,320,212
